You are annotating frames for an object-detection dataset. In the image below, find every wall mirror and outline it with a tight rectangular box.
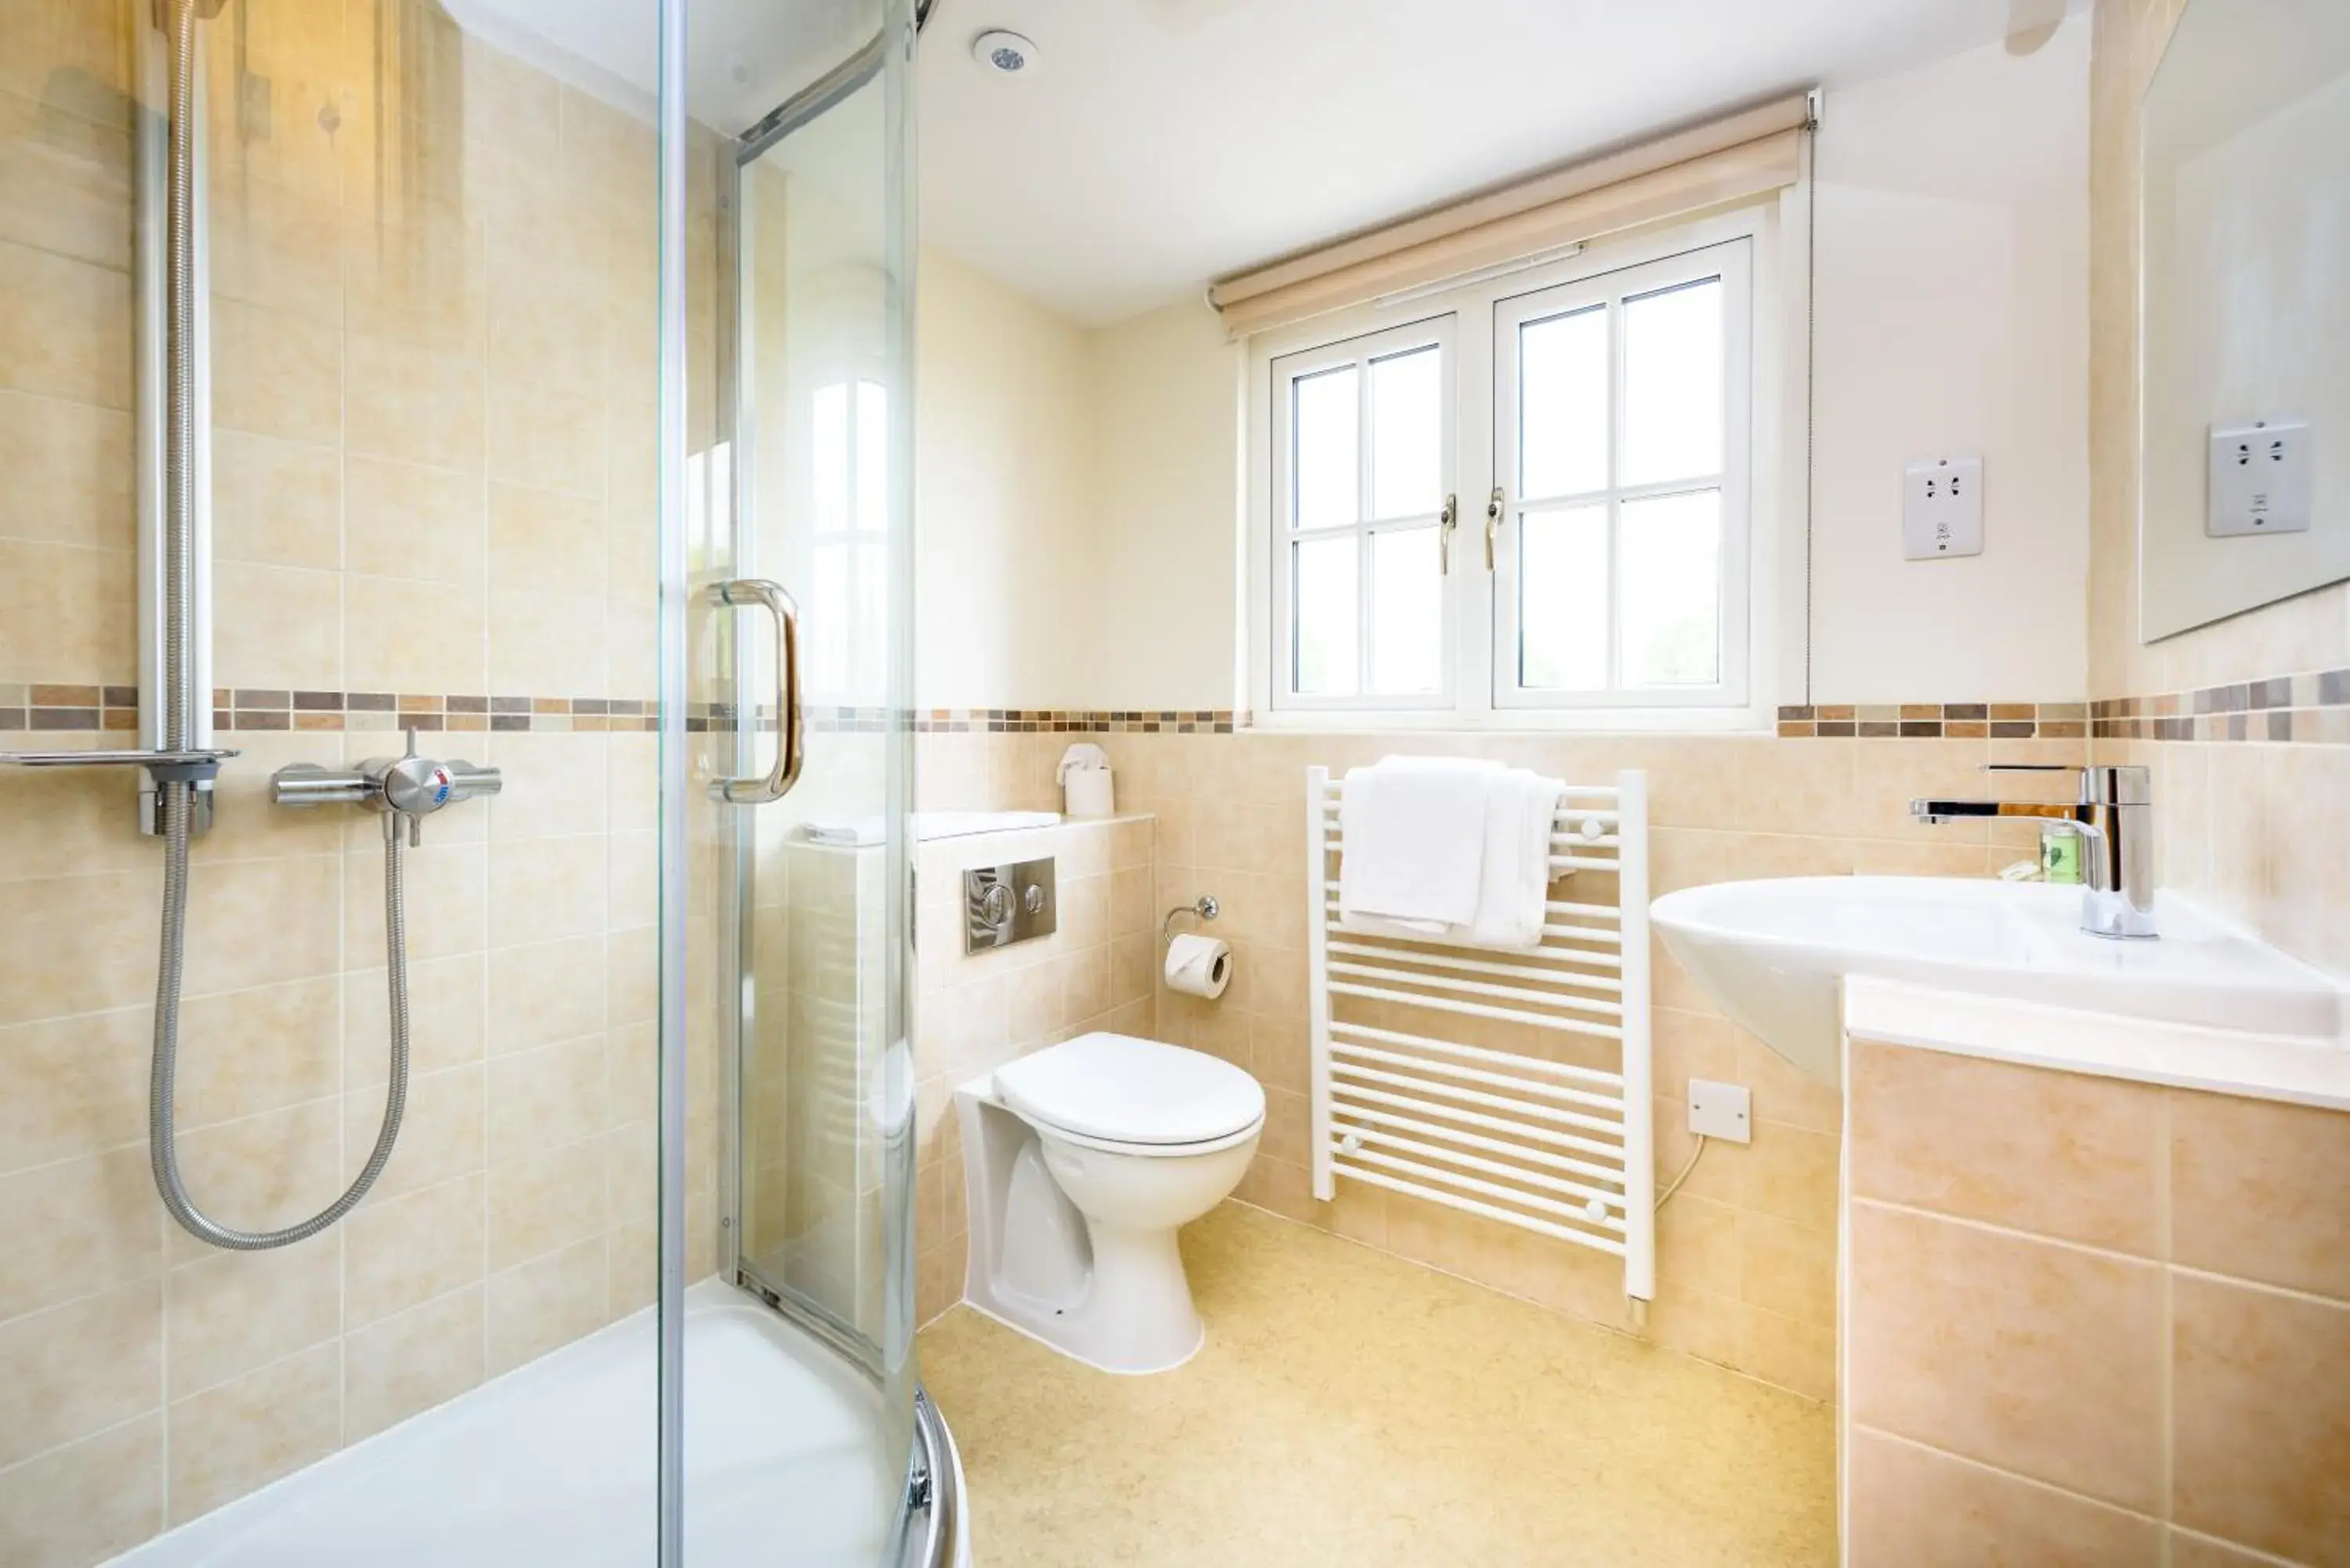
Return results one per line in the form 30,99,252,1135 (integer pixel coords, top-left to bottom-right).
2140,0,2350,641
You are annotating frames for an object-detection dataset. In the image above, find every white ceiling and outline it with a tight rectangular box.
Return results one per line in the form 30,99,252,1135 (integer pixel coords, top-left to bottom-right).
916,0,2084,324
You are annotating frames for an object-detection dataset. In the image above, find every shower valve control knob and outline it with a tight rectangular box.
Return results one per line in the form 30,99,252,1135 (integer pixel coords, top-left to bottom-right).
270,730,501,833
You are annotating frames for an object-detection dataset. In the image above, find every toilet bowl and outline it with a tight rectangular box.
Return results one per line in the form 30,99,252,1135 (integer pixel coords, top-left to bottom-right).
956,1032,1264,1374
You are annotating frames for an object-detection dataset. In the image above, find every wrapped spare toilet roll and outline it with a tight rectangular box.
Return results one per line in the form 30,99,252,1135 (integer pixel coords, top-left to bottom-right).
1164,934,1231,999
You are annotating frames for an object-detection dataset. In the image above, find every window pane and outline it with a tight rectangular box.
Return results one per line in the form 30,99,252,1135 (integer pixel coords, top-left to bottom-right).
855,379,887,533
1519,306,1608,500
1621,277,1724,486
812,540,848,692
1292,534,1359,695
1619,489,1722,686
813,382,848,533
1368,526,1442,694
1518,503,1609,690
1292,365,1358,531
1368,346,1441,519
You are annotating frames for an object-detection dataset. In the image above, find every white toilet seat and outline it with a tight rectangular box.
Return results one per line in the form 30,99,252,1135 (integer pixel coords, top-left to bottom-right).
992,1032,1265,1157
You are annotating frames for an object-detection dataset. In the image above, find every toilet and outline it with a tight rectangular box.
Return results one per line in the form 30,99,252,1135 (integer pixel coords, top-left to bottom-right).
956,1032,1264,1374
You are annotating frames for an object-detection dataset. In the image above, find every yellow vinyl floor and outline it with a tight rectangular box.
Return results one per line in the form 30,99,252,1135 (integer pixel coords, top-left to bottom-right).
918,1202,1838,1568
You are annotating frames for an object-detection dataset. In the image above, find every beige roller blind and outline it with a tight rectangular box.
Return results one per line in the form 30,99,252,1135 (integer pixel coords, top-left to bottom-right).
1209,92,1813,338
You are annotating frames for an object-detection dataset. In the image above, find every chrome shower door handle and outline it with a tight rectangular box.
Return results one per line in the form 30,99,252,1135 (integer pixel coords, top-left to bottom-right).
704,578,804,805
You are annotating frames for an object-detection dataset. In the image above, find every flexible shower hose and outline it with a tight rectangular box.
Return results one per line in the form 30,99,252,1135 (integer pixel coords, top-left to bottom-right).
149,786,413,1250
146,0,411,1250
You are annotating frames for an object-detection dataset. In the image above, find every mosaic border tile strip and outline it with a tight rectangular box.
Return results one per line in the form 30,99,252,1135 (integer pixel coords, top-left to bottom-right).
2092,667,2350,745
1774,702,2088,739
906,708,1237,735
0,687,665,735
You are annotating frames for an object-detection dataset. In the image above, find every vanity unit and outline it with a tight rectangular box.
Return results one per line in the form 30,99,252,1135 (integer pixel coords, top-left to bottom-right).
1655,865,2350,1566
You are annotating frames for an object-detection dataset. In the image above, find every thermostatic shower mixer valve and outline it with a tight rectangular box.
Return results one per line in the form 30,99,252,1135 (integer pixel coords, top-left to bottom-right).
271,730,503,841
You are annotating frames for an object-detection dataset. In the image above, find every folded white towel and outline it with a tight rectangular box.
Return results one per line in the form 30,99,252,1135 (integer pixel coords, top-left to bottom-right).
1339,757,1499,929
1339,761,1564,952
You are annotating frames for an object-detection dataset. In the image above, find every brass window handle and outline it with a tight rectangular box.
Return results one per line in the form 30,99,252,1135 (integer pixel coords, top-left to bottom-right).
1437,493,1458,573
1485,486,1504,570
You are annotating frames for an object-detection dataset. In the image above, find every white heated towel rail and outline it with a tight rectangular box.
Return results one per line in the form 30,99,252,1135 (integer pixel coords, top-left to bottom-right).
1305,767,1654,1307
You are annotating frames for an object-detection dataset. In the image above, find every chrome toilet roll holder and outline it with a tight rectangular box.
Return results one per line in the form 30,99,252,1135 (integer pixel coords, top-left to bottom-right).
1161,894,1219,945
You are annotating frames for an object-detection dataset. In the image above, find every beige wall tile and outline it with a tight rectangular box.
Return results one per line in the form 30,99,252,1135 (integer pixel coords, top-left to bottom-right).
209,172,342,323
344,951,486,1087
0,1280,158,1468
0,1145,159,1321
1849,1201,2164,1511
1737,1302,1837,1404
346,453,486,587
173,975,342,1129
2167,1534,2298,1568
214,431,341,571
489,482,604,599
182,853,342,997
343,572,489,695
213,296,342,447
1737,1210,1837,1324
1851,1039,2166,1255
342,1060,485,1209
346,839,487,966
1848,1426,2162,1568
0,868,164,1025
0,388,132,548
166,1342,341,1526
487,934,608,1054
165,1234,341,1397
343,1283,486,1442
2172,1273,2350,1566
488,1134,605,1269
0,1414,163,1568
0,88,132,270
345,1172,486,1329
0,1003,149,1175
487,586,607,700
486,1235,607,1375
488,1036,606,1164
214,559,344,692
0,537,135,683
0,238,130,407
2172,1089,2350,1302
347,329,485,475
164,1098,342,1264
488,835,608,948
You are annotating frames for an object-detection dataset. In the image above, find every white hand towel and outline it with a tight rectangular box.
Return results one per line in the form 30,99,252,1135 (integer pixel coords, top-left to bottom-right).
1338,757,1500,928
1339,765,1564,952
1467,768,1565,949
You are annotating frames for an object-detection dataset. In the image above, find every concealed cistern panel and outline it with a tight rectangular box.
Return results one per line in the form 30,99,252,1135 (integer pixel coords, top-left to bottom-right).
965,858,1056,953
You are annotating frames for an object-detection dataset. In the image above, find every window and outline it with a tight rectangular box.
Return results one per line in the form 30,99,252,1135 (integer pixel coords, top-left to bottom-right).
1271,320,1456,709
808,378,889,700
1258,226,1763,726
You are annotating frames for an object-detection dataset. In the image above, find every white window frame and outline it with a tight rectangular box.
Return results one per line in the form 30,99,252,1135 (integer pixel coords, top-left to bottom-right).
1267,316,1459,714
1491,238,1754,712
1246,204,1798,732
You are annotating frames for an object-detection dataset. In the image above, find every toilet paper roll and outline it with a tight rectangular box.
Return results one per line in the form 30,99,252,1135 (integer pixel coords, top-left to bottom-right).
1163,933,1231,1000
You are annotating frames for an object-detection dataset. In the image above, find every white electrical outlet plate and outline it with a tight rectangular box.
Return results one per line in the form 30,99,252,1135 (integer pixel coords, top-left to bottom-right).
2208,418,2312,537
1687,1078,1752,1144
1903,454,1985,560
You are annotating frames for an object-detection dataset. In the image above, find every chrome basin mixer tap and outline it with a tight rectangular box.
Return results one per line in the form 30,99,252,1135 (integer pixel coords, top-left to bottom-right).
1911,764,2157,939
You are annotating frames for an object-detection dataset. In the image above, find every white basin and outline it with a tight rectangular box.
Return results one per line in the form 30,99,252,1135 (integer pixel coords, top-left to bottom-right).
1650,877,2345,1084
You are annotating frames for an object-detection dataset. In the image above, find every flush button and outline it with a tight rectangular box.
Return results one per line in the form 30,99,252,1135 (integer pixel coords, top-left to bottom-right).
964,857,1058,953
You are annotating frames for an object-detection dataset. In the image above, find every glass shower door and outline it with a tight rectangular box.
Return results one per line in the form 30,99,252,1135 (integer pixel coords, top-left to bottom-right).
692,0,932,1561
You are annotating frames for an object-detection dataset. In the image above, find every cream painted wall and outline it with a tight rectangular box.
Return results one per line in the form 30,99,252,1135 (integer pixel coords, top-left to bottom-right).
913,248,1095,710
1084,301,1244,711
1061,30,2095,715
1809,28,2091,703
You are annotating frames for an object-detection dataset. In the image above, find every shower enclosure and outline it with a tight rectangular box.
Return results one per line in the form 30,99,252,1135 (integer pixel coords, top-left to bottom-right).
0,1,949,1565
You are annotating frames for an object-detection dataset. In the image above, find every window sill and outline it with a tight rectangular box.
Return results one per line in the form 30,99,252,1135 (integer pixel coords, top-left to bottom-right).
1246,705,1777,736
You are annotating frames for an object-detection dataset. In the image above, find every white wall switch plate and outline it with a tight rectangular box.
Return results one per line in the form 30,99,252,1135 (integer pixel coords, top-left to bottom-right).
1687,1078,1752,1144
2207,418,2312,537
1903,454,1985,560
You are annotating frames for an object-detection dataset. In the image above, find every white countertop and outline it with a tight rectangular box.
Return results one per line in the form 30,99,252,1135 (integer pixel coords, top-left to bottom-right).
1845,975,2350,1112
